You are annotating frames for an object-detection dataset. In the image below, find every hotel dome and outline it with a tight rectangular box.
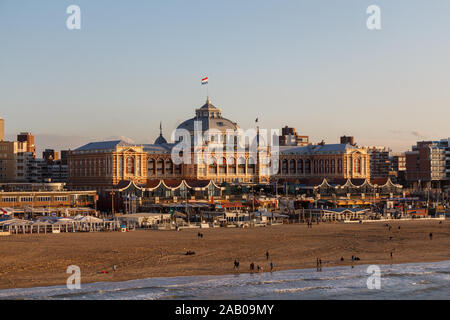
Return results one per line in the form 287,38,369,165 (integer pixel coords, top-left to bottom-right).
176,97,239,135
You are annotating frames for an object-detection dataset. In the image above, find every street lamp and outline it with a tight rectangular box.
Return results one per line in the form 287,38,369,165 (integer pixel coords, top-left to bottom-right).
110,191,115,218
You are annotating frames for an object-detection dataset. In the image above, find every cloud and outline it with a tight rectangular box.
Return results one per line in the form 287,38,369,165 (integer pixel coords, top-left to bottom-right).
411,131,427,139
102,135,136,144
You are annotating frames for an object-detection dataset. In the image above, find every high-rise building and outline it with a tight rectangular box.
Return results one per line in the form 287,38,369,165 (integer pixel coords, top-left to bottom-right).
405,139,449,189
391,153,406,172
366,146,392,179
0,140,31,182
0,117,4,141
17,132,36,157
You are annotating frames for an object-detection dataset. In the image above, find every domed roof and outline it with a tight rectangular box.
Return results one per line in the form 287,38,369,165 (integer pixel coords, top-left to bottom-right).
176,97,239,134
154,122,168,145
154,135,167,145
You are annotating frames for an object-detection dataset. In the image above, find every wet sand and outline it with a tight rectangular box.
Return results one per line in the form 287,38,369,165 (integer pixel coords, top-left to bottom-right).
0,219,448,290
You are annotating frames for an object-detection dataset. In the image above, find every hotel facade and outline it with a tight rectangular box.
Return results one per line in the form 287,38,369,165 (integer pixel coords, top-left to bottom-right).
68,98,371,194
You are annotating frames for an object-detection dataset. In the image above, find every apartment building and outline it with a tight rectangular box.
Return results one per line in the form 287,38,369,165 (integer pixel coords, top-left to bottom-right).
406,139,449,189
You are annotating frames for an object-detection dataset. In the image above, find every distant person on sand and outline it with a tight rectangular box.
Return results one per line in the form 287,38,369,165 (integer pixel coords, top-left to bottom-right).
234,259,240,270
429,232,433,240
270,262,274,272
266,250,269,260
257,265,261,272
250,262,255,271
340,257,344,262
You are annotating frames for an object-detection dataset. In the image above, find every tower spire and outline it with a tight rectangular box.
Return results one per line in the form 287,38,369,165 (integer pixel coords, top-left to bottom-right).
160,121,162,136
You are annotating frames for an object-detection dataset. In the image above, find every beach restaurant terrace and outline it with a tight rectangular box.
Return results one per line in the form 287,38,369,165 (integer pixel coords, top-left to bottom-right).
310,208,370,222
276,177,404,197
0,216,119,234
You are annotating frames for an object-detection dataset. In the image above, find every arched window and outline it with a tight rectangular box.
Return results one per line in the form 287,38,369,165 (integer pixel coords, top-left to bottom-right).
126,156,134,174
297,159,304,174
165,159,173,175
338,159,343,174
248,163,256,174
305,159,311,174
219,157,227,174
148,159,156,175
289,159,296,175
208,157,217,174
314,160,318,174
157,159,164,175
325,159,329,174
228,157,236,174
282,159,288,174
331,159,335,174
355,158,361,174
237,157,246,174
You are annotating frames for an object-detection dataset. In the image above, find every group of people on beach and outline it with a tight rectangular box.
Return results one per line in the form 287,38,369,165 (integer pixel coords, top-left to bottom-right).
234,250,274,273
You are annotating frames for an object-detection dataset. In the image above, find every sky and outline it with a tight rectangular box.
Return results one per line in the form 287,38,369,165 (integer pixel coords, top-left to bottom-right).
1,0,450,156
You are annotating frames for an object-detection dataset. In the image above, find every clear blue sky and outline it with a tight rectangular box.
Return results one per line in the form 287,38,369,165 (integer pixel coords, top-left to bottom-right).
1,0,449,155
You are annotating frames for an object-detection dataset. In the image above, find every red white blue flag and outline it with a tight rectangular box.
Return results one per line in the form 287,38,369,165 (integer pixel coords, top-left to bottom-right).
201,76,208,85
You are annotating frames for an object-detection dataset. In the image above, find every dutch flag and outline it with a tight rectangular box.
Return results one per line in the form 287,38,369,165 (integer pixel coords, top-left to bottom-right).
201,76,208,85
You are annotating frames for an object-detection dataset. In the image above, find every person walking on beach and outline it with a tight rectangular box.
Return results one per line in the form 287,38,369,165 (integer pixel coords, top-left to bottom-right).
270,261,274,272
266,250,269,261
250,262,255,272
234,259,240,270
429,232,433,240
257,265,261,272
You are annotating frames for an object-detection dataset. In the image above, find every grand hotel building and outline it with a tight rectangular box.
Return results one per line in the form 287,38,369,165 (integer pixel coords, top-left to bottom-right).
68,98,370,194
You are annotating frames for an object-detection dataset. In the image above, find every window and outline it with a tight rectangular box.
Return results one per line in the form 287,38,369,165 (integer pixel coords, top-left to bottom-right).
297,159,304,174
126,156,135,174
20,197,33,202
37,196,51,202
1,197,17,203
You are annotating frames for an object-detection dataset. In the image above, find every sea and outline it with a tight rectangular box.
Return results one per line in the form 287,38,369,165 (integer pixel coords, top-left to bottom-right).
0,261,448,300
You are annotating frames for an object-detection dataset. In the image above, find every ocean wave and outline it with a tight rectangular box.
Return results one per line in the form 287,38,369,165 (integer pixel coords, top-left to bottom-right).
275,286,333,294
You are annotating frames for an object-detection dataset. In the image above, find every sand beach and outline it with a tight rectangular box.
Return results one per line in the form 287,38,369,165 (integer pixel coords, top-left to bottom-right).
0,219,448,290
